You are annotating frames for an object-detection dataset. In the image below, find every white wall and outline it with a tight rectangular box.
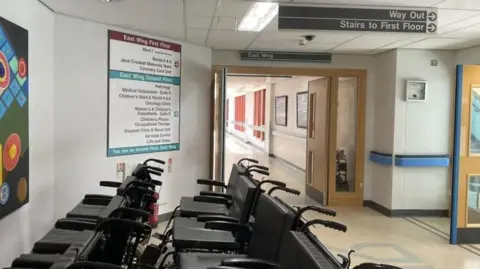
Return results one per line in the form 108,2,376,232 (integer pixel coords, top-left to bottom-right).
270,77,313,169
212,50,376,200
456,45,480,64
370,50,397,209
391,49,455,210
53,15,212,218
0,0,55,266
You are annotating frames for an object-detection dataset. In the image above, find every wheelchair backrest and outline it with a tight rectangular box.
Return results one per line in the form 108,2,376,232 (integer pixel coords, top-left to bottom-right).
247,194,295,261
99,196,126,220
279,231,342,269
117,176,136,195
228,174,258,223
225,163,246,195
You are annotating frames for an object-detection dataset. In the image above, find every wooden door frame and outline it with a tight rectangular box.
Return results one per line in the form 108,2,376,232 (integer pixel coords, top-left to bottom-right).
211,65,367,205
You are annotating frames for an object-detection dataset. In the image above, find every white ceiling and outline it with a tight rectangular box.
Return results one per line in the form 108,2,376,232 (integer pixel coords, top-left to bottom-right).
40,0,480,54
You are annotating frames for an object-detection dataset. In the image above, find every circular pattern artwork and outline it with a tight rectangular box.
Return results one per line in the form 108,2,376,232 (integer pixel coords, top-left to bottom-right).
0,51,10,91
18,58,27,78
17,177,27,202
0,182,10,205
3,133,21,172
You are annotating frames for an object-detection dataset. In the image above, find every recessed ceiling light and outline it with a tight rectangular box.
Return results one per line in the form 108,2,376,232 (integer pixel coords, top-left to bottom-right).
238,2,278,32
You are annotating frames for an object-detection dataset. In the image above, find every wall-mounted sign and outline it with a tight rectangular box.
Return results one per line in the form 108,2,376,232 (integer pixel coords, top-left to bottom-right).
278,6,438,34
0,17,30,220
107,30,181,157
296,91,308,129
275,95,288,127
240,51,332,63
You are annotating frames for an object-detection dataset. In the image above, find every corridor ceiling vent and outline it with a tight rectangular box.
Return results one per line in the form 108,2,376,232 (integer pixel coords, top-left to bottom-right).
238,2,278,32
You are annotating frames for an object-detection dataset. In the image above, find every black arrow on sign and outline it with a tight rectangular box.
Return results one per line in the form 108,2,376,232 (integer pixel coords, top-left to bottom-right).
428,12,437,21
427,23,437,33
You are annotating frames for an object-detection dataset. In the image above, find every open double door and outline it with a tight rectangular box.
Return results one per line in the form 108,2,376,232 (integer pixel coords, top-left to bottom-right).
306,76,365,207
210,67,366,207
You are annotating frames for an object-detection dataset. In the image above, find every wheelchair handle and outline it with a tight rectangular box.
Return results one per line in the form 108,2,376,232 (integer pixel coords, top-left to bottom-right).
268,186,300,196
143,159,166,165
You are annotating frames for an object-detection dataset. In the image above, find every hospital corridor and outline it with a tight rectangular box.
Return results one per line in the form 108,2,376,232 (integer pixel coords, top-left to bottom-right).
223,134,480,269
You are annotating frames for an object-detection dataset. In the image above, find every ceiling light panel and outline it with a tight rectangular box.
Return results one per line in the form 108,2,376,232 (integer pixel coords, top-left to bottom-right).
238,2,279,32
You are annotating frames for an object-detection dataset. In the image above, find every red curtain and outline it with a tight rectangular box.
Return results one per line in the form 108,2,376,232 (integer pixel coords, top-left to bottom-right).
234,95,246,132
253,89,266,140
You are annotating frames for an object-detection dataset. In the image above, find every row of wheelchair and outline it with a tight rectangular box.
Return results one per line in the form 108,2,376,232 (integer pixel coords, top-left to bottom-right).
4,158,166,269
3,157,402,269
139,158,402,269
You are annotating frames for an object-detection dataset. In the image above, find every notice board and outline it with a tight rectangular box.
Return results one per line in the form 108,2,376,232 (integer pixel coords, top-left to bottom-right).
107,30,181,157
0,17,29,220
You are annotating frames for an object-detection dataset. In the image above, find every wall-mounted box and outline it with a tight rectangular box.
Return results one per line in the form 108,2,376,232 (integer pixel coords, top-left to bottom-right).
405,80,427,102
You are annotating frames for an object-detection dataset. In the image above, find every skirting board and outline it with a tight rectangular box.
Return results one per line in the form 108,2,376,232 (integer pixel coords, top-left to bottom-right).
158,210,174,223
269,153,305,173
363,200,448,218
457,228,480,244
306,184,325,206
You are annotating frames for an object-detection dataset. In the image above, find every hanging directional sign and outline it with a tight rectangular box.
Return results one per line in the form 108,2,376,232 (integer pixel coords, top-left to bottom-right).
240,51,332,63
278,6,438,34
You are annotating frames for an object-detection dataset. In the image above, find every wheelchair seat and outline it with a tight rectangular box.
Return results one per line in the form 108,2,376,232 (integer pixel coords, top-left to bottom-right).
178,253,246,269
33,229,95,254
178,197,229,218
175,194,295,268
66,195,125,221
173,227,240,251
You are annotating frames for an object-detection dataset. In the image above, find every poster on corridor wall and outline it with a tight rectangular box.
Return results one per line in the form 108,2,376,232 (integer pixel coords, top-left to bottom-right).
107,30,181,157
0,17,29,220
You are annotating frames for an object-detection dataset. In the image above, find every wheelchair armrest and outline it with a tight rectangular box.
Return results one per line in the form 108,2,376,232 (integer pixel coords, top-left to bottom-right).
204,221,252,240
129,181,156,190
207,267,247,269
197,179,226,189
84,194,113,200
55,219,97,230
66,261,124,269
199,191,232,199
221,258,280,269
194,195,231,206
99,181,122,188
110,207,151,219
197,215,239,223
82,197,111,206
150,179,162,186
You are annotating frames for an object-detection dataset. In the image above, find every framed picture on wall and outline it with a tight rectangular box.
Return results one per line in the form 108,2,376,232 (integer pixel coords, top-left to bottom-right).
275,95,288,126
296,91,308,129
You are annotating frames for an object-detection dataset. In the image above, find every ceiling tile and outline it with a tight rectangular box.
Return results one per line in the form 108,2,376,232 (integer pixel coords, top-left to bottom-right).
437,9,480,27
290,0,439,6
249,41,336,52
402,37,469,49
185,0,218,17
378,36,429,48
436,0,480,9
332,34,416,50
41,0,185,39
442,24,480,38
187,17,212,29
208,30,257,49
216,0,252,17
186,29,208,45
257,30,362,44
211,17,238,31
437,14,480,34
